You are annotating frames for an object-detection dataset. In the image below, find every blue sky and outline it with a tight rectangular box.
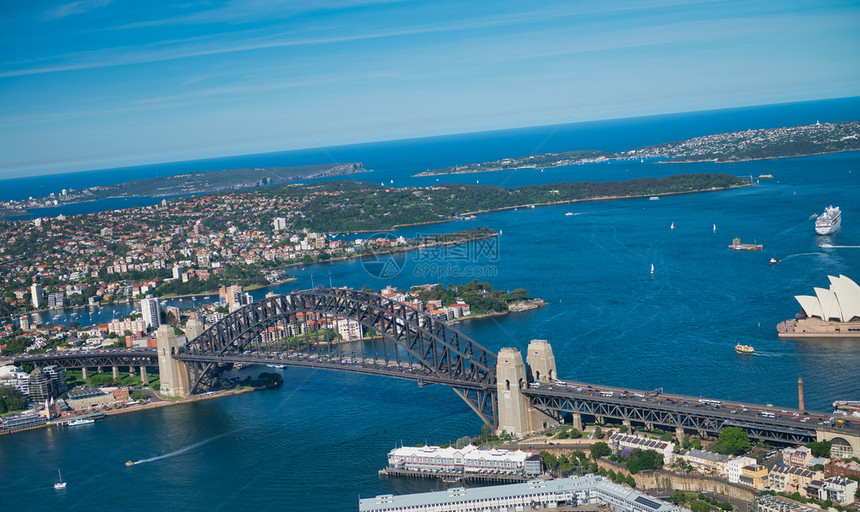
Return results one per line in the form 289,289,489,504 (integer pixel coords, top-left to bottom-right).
1,0,859,178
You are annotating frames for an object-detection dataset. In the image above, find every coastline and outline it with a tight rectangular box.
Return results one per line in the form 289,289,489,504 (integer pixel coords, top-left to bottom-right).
662,147,860,164
447,299,547,324
277,231,500,269
1,386,268,436
158,277,299,299
456,184,751,217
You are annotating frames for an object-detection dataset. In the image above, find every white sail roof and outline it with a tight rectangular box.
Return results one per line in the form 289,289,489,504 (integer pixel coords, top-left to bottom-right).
814,287,843,321
829,274,860,321
794,275,860,322
795,295,823,319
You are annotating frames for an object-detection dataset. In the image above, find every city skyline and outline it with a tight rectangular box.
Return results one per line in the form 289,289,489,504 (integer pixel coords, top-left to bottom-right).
1,0,859,178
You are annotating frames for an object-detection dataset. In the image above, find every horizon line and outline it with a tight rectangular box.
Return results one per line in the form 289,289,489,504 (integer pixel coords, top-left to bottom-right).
3,94,860,182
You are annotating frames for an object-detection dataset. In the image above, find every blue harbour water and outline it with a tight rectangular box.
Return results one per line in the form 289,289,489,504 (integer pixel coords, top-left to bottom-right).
2,98,860,511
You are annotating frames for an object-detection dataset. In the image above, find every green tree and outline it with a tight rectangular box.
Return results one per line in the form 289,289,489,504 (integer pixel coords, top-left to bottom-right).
627,449,664,474
807,440,832,458
540,451,559,473
590,442,611,460
714,427,750,455
508,288,529,301
0,385,27,413
594,426,603,439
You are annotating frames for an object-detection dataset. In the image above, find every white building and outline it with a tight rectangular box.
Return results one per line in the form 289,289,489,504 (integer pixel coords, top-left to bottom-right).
47,291,64,309
387,444,541,476
273,217,287,231
817,477,858,505
108,317,148,336
609,433,674,464
754,494,820,512
794,274,860,322
141,297,161,329
31,284,45,309
335,317,363,341
676,449,729,475
726,456,756,484
359,474,683,512
0,365,31,396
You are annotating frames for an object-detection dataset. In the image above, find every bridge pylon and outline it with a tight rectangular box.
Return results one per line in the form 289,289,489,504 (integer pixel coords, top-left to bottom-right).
526,339,557,383
157,325,190,397
184,317,205,343
526,339,560,430
496,348,529,436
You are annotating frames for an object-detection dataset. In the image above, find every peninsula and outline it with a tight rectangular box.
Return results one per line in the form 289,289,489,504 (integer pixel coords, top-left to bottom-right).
288,173,748,232
1,163,367,216
414,120,860,176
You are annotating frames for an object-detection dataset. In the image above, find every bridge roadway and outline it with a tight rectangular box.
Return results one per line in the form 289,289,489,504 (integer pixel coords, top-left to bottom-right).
174,352,490,390
12,348,858,447
12,349,158,369
523,381,859,445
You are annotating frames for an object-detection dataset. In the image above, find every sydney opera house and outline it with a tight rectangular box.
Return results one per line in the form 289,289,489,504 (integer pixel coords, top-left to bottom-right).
777,275,860,337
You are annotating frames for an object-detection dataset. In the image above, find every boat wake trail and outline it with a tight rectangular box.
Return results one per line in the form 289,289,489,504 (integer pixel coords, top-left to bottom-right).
129,433,229,466
819,245,860,249
571,207,629,216
778,252,820,262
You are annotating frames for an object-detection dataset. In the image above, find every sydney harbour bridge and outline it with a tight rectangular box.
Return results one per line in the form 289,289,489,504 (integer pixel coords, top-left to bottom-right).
12,287,860,456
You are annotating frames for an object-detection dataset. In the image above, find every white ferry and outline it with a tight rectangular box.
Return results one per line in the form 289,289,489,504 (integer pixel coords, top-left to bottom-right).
815,205,842,235
67,418,95,426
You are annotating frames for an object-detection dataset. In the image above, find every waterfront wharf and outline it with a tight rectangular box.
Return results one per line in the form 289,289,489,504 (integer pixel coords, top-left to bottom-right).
379,467,528,484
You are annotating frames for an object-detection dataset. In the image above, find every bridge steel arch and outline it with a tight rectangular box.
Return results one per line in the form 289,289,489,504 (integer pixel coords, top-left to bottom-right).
179,288,499,425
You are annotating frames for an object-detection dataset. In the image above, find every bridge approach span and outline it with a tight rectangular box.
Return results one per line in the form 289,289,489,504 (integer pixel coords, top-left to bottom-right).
524,386,829,444
12,350,158,370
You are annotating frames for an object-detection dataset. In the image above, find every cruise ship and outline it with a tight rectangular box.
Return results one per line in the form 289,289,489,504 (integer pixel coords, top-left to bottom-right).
815,205,842,235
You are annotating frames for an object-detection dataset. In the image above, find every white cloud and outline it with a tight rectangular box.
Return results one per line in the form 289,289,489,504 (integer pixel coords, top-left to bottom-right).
43,0,113,21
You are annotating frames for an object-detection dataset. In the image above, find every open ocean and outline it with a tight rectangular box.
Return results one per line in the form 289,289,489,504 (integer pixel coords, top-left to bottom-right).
2,97,860,511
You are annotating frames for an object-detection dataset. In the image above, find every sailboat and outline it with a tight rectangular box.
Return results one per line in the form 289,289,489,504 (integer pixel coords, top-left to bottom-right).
650,264,655,276
713,224,717,233
54,469,67,490
670,222,675,230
